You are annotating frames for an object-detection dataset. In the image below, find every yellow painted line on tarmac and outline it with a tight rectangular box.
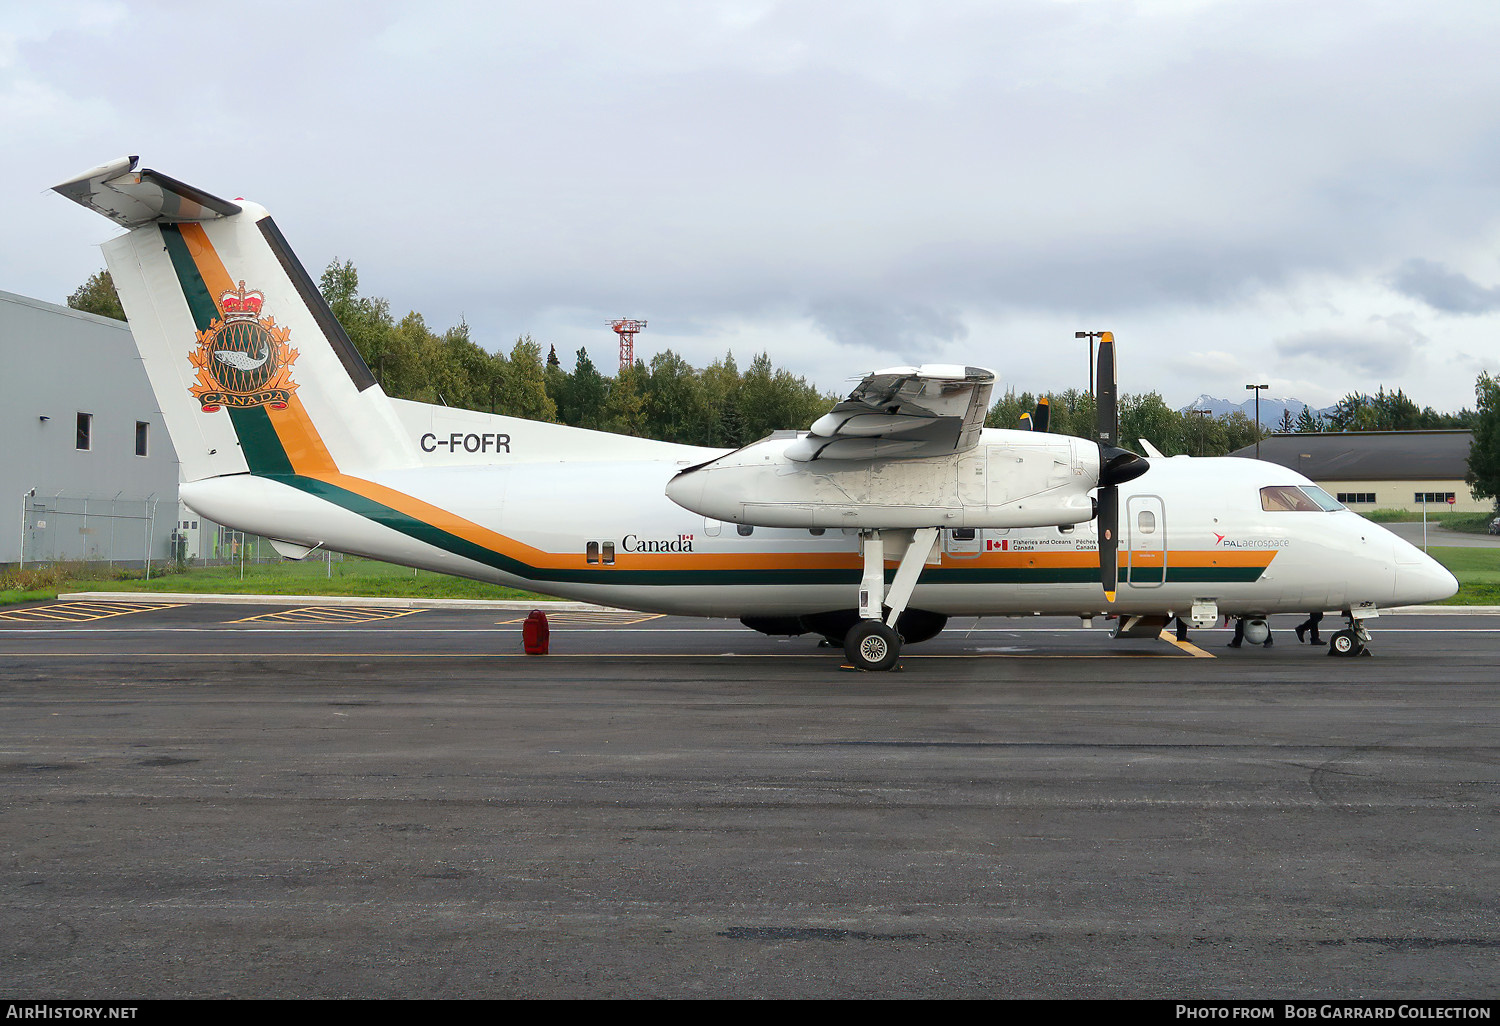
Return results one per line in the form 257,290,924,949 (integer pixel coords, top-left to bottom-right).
227,607,428,624
496,611,666,626
0,602,186,623
1158,630,1217,659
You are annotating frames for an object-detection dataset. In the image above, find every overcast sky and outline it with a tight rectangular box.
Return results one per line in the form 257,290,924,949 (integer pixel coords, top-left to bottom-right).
6,0,1500,414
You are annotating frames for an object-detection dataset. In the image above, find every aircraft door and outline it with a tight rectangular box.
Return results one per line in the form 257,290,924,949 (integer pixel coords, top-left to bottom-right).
1125,495,1166,588
945,527,983,559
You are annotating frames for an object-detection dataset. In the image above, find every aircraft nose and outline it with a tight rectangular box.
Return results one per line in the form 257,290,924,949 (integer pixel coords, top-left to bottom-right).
1393,550,1459,606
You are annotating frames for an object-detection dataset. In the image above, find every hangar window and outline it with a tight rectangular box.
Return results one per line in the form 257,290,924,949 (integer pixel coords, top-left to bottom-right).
1415,492,1456,505
135,421,149,457
1336,492,1377,505
75,412,92,451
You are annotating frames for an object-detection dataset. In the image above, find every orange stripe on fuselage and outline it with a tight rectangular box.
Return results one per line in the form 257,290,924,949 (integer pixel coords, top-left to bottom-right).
177,223,339,477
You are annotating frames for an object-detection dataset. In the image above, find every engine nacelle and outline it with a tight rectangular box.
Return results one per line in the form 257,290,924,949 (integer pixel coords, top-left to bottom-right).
666,428,1100,530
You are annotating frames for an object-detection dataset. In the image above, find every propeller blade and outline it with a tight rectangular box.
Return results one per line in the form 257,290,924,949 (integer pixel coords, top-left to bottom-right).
1095,330,1117,449
1098,484,1119,602
1019,411,1032,430
1033,396,1050,433
1091,332,1135,603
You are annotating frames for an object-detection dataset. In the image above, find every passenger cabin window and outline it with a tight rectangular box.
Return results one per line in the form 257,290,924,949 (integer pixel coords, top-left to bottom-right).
808,528,825,536
1135,511,1155,533
737,524,754,536
1058,524,1075,534
602,542,615,565
586,541,599,564
952,528,976,541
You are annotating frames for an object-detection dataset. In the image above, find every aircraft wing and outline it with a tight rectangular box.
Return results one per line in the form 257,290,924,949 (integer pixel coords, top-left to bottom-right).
785,364,995,462
53,156,242,228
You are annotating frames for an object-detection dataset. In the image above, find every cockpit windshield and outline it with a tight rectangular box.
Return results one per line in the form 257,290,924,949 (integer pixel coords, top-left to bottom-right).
1298,484,1345,511
1260,485,1346,512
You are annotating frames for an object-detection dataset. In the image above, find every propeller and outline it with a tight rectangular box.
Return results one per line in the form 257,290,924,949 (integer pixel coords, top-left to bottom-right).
1093,332,1148,602
1018,396,1050,432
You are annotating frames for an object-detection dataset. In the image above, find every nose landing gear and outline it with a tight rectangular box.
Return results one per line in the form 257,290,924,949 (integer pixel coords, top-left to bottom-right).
1327,611,1374,657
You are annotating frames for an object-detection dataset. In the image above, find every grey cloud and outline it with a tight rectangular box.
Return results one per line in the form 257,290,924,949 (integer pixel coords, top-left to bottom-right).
807,298,968,357
1274,320,1429,378
1389,259,1500,314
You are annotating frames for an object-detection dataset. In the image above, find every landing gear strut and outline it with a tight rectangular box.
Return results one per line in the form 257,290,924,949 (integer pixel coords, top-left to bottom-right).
1328,611,1374,657
843,527,939,671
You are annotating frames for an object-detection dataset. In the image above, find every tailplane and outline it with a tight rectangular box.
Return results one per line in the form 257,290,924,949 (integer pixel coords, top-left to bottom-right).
54,156,416,482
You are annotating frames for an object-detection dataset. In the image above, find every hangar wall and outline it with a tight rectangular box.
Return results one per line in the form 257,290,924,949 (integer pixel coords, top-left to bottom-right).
0,290,182,566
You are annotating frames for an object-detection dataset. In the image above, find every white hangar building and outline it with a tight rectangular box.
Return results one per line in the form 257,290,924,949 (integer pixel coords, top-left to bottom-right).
1,289,191,567
1231,430,1489,514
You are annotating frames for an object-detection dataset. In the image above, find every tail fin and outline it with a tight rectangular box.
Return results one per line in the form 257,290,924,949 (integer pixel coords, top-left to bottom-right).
53,156,415,482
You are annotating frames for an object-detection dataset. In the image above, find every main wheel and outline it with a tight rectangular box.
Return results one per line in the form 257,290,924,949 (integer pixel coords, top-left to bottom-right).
1328,629,1363,657
844,621,901,672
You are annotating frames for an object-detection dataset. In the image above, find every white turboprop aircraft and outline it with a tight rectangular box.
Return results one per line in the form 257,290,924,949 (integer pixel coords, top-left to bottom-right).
53,157,1459,670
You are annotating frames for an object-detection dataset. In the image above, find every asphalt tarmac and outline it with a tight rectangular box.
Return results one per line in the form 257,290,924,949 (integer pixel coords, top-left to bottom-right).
2,600,1497,999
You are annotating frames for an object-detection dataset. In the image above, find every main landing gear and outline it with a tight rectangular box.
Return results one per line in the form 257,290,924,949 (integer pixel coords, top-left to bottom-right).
842,527,940,672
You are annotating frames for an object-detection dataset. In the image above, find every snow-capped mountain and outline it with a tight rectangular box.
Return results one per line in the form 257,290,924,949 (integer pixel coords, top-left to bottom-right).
1180,394,1334,428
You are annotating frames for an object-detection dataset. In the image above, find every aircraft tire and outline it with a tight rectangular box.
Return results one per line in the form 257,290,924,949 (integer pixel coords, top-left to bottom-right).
1328,629,1363,657
844,621,901,672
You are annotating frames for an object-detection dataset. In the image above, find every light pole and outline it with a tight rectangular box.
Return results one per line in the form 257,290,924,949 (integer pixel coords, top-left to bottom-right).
1075,331,1105,396
1190,408,1211,457
1246,383,1268,459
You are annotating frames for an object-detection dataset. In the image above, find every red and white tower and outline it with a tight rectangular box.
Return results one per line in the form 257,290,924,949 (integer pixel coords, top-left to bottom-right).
610,318,646,372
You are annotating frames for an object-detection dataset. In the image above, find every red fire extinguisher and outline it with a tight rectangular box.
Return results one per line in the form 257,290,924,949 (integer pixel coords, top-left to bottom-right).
522,609,550,655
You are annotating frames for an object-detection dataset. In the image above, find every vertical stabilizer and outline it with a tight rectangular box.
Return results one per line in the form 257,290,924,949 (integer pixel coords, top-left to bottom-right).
54,157,416,482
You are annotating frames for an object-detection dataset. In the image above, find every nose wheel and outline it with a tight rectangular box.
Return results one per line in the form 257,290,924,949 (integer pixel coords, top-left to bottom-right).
1328,613,1374,657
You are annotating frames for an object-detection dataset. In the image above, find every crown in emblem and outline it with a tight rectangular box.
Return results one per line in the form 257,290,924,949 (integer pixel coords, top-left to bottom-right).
220,280,265,321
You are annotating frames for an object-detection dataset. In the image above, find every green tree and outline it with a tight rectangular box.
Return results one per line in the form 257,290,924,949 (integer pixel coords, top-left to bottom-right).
67,269,125,320
495,335,558,422
1467,371,1500,506
601,361,648,436
1295,406,1323,432
566,348,608,431
643,349,708,444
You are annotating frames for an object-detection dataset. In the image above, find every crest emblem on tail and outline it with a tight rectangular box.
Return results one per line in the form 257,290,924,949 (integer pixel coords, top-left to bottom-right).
188,280,300,411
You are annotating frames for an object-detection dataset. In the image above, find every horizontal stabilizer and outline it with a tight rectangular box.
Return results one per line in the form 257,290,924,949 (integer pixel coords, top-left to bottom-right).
53,156,242,227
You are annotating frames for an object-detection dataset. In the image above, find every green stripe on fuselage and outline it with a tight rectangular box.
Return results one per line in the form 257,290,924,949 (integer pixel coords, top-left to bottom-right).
272,473,1266,589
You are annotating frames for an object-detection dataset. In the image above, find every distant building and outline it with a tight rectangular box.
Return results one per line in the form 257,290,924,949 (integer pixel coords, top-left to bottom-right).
1,290,183,566
1230,430,1490,513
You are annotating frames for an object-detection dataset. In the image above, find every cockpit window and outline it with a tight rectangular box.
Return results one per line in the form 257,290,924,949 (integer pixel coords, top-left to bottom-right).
1260,485,1327,512
1298,484,1346,511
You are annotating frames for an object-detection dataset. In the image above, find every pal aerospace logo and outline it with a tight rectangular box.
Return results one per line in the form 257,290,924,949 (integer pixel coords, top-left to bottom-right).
188,280,300,412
